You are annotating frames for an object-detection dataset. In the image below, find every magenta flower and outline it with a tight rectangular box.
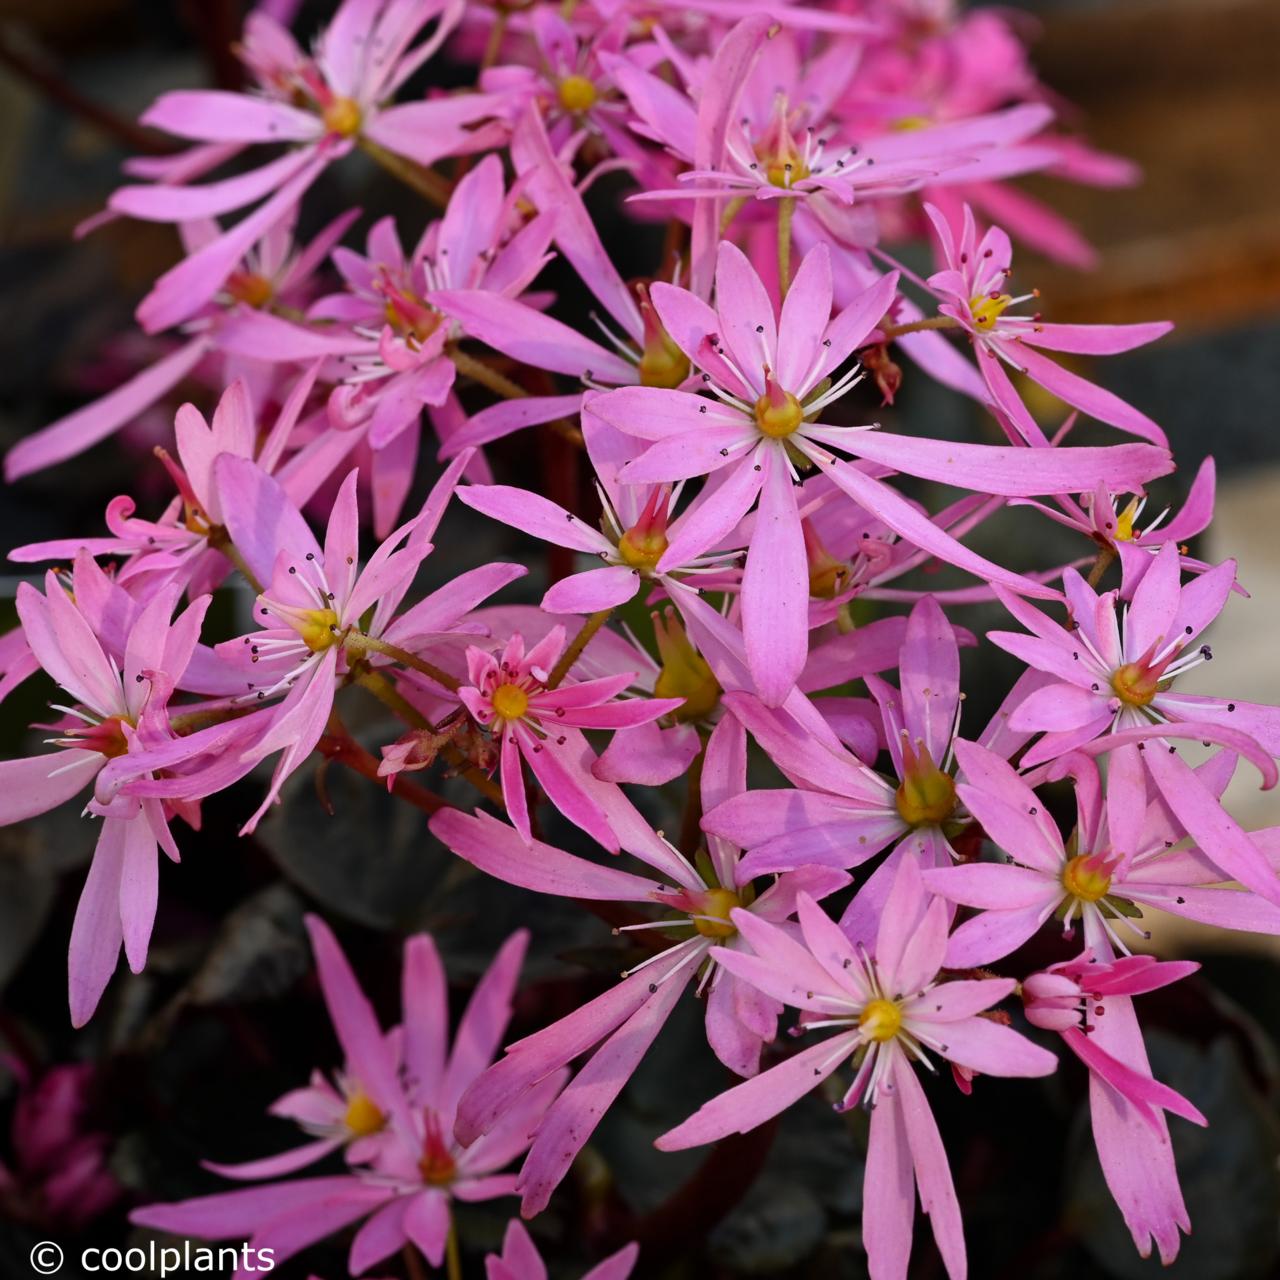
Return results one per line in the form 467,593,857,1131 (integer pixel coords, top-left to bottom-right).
923,743,1280,967
133,917,563,1277
924,202,1172,445
591,239,1170,703
456,627,682,849
485,1219,638,1280
1023,953,1206,1264
431,716,849,1216
108,0,500,332
655,855,1056,1280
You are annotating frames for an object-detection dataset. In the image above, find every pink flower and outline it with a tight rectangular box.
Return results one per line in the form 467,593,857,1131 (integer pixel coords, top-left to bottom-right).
988,543,1280,904
210,456,521,832
924,202,1172,445
10,374,324,599
704,597,983,944
108,0,500,332
457,410,741,618
591,239,1170,703
431,110,697,456
1013,455,1220,598
0,566,219,1024
431,716,849,1216
133,917,563,1277
4,207,352,480
456,627,682,849
923,743,1280,967
485,1219,638,1280
655,855,1056,1280
0,1060,122,1231
617,20,1054,251
1023,953,1206,1264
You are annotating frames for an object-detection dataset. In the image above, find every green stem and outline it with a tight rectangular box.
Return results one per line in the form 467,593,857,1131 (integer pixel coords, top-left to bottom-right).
445,1218,463,1280
1086,544,1117,588
346,631,461,692
719,195,747,236
879,316,960,340
777,197,796,298
208,527,264,594
480,11,508,70
547,608,614,689
359,137,453,207
449,346,530,401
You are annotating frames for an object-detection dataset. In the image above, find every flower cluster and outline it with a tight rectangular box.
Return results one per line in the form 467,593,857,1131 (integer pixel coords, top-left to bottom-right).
4,1,1277,1277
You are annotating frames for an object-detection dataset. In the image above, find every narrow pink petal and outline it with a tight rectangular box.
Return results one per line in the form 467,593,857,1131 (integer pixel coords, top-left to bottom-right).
861,1067,916,1280
655,1032,850,1152
742,449,807,706
141,90,319,142
6,336,210,479
68,819,126,1027
441,930,528,1115
518,972,688,1214
430,808,655,901
432,291,634,384
402,934,448,1109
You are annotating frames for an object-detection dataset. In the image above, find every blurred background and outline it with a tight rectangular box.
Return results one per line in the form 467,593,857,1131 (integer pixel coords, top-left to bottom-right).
1,1,1280,1277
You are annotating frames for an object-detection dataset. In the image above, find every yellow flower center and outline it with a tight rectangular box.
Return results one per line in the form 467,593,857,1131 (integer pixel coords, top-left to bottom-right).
693,887,740,939
418,1143,456,1187
859,998,903,1043
343,1090,385,1138
1061,853,1112,904
1111,661,1159,707
894,756,957,828
638,333,691,389
617,527,669,571
1113,497,1141,543
753,390,804,439
892,114,931,131
969,293,1013,330
295,608,341,653
322,96,362,137
557,74,598,113
491,682,530,721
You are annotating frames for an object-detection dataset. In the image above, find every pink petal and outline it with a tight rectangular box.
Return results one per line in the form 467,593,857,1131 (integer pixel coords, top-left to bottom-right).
542,566,639,614
655,1032,851,1151
6,336,211,479
518,972,688,1215
68,819,126,1027
432,291,634,384
742,449,807,706
430,808,660,901
895,1058,967,1280
441,930,528,1115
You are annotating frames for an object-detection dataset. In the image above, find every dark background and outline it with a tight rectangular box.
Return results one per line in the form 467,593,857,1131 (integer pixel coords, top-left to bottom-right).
2,2,1280,1277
